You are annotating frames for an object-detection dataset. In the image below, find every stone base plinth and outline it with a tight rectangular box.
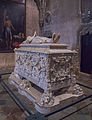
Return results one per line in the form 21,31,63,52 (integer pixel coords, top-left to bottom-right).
9,74,83,114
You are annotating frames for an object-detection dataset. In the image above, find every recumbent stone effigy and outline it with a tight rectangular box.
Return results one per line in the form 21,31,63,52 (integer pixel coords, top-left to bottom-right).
9,33,83,114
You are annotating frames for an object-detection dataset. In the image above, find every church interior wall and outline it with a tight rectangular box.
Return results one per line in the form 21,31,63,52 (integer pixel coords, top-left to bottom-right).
42,0,81,50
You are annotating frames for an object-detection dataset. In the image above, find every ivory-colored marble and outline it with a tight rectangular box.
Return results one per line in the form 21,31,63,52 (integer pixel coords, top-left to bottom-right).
9,36,83,114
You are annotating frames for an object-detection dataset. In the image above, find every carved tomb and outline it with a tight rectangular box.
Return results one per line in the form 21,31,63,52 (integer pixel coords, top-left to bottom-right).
9,35,83,114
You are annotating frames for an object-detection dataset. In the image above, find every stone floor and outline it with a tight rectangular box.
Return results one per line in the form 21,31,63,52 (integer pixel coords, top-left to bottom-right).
0,84,27,120
0,71,92,120
0,68,36,120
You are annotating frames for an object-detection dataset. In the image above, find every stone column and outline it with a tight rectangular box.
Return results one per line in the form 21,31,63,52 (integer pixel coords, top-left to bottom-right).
26,0,40,36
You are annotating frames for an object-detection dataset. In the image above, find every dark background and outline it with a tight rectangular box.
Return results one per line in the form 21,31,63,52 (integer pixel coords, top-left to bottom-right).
81,33,92,74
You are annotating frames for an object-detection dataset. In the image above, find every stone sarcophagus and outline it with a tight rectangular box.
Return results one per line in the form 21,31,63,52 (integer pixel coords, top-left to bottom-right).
9,35,83,114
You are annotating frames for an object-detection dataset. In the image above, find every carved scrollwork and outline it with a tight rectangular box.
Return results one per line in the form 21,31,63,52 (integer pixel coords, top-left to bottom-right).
72,53,80,75
73,84,84,95
14,49,83,98
19,79,31,90
50,55,73,83
40,91,54,106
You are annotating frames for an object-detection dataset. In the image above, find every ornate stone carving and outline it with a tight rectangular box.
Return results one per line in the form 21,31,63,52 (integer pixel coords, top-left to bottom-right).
9,36,83,114
73,84,84,95
72,52,80,75
14,52,50,89
40,90,54,106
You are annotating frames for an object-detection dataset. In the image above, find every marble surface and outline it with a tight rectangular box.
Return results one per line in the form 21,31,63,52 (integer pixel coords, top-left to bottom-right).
9,36,83,114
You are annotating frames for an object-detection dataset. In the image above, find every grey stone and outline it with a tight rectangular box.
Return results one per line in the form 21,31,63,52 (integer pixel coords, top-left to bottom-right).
9,36,83,114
